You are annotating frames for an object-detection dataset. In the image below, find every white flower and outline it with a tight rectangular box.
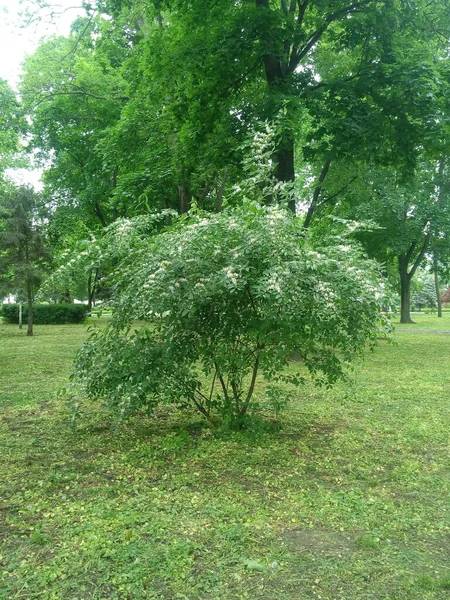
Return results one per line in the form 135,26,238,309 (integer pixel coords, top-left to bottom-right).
223,266,238,286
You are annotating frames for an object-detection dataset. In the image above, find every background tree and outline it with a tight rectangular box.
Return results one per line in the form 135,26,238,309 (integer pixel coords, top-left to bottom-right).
0,78,23,178
308,155,450,323
21,0,450,218
11,0,450,333
412,275,437,311
440,286,450,305
0,186,51,336
20,21,127,226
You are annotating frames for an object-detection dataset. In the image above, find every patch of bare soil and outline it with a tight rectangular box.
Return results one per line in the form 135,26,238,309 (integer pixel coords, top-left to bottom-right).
282,527,357,557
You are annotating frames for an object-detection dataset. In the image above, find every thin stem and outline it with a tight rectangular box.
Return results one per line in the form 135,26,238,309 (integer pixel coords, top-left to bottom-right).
319,176,358,207
230,378,243,412
191,395,214,423
208,368,218,402
215,363,230,406
246,285,259,316
240,356,260,416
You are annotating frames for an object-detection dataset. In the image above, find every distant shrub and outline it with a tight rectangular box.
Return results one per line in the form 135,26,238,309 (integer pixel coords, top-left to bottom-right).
2,303,89,324
441,287,450,304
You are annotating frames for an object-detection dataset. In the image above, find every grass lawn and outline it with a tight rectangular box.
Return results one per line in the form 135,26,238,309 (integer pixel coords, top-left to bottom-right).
1,319,450,599
392,312,450,330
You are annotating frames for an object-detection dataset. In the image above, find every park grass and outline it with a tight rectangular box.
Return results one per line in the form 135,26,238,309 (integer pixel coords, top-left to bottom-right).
392,312,450,330
1,321,450,599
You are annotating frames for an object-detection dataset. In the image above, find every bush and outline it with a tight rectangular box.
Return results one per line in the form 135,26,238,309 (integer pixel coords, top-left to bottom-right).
2,303,89,324
72,204,390,428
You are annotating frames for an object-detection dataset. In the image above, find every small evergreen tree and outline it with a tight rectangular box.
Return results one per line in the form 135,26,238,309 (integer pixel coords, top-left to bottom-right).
0,186,51,336
412,276,437,310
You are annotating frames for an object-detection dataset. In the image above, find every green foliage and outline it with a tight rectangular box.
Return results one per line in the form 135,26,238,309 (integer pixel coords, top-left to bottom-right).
318,159,450,322
2,303,89,324
19,0,450,220
38,210,177,304
412,276,437,310
73,203,389,426
0,78,23,176
20,25,127,226
1,318,450,599
0,185,51,301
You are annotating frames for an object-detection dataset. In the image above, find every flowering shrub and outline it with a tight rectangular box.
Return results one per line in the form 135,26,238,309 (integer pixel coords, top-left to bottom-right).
72,203,390,427
38,211,176,303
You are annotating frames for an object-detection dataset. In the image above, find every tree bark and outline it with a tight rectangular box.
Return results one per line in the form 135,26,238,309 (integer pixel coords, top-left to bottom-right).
433,255,442,317
255,0,295,212
87,271,93,312
274,140,296,213
215,172,227,212
399,259,413,324
87,268,99,312
398,229,431,323
24,236,33,336
18,301,23,330
178,184,190,214
303,159,332,230
254,0,373,213
26,278,33,337
93,202,108,227
177,167,191,214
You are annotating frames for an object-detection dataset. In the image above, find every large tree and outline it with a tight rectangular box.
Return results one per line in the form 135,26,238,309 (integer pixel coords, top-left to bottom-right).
20,19,128,227
16,1,450,326
21,0,450,217
323,159,450,323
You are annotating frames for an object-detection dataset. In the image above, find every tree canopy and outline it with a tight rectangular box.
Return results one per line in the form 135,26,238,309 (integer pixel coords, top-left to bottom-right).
4,0,450,340
0,78,23,179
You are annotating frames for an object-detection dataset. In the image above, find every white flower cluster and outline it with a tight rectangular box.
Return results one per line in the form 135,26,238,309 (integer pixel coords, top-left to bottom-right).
223,266,238,286
266,274,282,294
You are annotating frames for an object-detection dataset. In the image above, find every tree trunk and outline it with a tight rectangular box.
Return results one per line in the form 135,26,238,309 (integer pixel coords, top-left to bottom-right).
93,201,108,227
433,256,442,317
26,279,33,336
303,159,332,230
215,174,227,212
18,301,23,330
178,183,191,214
255,0,296,212
399,257,414,324
274,140,296,213
87,269,98,312
88,270,92,312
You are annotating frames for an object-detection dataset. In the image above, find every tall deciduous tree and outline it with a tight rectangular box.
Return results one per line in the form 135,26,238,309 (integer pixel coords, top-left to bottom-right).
0,78,22,177
23,0,450,217
20,20,128,227
325,159,450,323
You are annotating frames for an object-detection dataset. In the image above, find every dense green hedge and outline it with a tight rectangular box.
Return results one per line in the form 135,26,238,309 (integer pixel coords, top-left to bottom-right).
1,303,89,324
